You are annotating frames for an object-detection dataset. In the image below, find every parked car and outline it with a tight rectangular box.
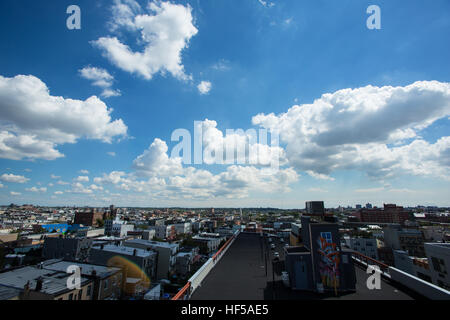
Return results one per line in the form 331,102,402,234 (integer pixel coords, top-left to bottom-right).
270,244,275,250
274,252,279,258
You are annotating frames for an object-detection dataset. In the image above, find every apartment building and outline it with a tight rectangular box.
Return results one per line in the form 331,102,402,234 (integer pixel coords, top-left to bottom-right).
89,244,157,281
284,216,356,293
349,238,379,260
42,237,93,262
122,239,179,280
0,265,92,300
42,260,123,300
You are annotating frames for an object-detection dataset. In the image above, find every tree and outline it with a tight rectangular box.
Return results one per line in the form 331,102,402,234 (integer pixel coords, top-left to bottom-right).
96,218,104,227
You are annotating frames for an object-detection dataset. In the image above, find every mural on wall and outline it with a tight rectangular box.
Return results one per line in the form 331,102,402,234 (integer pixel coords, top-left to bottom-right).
317,232,340,294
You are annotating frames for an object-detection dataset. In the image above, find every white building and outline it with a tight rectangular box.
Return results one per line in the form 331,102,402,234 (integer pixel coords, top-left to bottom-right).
425,243,450,290
174,222,192,235
105,217,134,237
350,238,379,260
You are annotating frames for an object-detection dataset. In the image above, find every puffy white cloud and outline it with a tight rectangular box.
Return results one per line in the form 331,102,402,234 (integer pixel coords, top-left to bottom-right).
75,176,90,182
197,81,212,95
253,81,450,180
26,187,47,193
79,66,121,98
94,1,198,81
0,183,4,188
10,191,21,196
133,138,184,177
107,151,117,157
198,119,286,167
0,173,29,184
69,182,93,194
0,74,128,161
79,170,89,175
306,171,335,181
50,174,61,179
92,133,299,200
54,191,64,195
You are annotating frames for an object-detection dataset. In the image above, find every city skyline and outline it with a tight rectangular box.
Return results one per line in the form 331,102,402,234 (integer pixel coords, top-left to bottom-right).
0,0,450,208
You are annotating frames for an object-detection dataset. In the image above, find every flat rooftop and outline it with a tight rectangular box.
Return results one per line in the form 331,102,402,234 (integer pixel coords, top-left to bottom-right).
191,233,421,300
42,260,121,278
0,266,90,295
95,244,156,258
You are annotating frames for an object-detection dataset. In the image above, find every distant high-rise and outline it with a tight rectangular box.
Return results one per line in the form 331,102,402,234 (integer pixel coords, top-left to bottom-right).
365,203,373,209
305,201,325,216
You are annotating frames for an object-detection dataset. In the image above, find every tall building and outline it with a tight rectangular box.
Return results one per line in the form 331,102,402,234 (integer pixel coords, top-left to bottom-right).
383,224,425,257
42,237,93,262
305,201,325,216
284,216,356,293
355,204,410,224
74,209,105,227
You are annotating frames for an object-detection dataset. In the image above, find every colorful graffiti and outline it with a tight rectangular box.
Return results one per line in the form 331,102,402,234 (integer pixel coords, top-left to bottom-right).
317,232,340,294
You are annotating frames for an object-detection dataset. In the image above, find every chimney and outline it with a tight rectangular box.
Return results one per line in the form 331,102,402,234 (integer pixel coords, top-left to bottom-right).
35,277,43,292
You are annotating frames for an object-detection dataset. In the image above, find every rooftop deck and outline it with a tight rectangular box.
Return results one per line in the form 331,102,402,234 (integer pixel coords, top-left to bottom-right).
191,233,421,300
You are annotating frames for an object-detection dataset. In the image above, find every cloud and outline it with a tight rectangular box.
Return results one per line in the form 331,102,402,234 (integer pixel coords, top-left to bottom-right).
69,182,94,194
79,170,89,174
79,66,121,98
197,119,286,167
10,191,21,196
75,176,90,182
197,81,212,95
92,131,299,200
211,59,230,71
258,0,275,8
51,174,61,179
0,173,29,184
107,151,117,157
0,74,128,161
26,187,47,193
253,81,450,180
306,170,335,181
0,183,3,188
57,180,69,185
133,138,184,177
54,191,64,195
94,1,198,81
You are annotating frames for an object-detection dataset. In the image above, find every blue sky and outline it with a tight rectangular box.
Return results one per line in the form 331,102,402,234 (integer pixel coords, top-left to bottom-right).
0,0,449,208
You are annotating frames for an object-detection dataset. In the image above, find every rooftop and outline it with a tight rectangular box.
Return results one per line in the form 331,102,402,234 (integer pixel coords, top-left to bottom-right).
191,233,420,300
0,266,90,295
96,244,156,258
42,260,121,278
124,239,179,249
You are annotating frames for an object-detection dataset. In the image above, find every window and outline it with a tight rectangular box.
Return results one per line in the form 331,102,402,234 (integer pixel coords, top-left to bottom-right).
431,257,447,274
68,293,73,300
87,285,92,297
78,290,83,300
320,232,332,243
